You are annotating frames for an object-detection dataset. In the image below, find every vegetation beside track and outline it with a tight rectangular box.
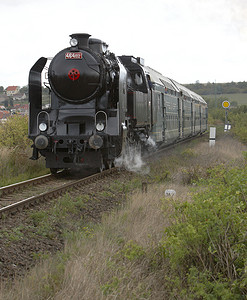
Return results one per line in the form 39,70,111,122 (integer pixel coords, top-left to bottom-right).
1,132,247,299
0,115,48,186
1,101,247,298
208,103,247,144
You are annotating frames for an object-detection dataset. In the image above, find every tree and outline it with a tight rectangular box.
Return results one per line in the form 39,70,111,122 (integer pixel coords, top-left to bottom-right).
3,99,9,107
20,86,28,94
9,98,14,107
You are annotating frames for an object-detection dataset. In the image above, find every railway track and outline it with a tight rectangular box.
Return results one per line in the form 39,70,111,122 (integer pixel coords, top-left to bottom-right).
0,133,207,219
0,168,118,218
0,172,61,197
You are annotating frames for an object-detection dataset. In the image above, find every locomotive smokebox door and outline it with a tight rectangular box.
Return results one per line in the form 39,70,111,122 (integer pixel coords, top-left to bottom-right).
48,49,102,103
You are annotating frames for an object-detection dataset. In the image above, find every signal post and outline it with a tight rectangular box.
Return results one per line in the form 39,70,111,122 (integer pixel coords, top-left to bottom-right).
222,101,231,132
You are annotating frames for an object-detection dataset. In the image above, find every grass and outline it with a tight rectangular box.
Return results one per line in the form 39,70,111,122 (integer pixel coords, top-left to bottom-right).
0,146,48,187
0,115,49,186
0,133,247,299
0,184,184,300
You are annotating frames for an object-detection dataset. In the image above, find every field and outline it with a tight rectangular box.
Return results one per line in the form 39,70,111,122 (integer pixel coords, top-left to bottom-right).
204,93,247,106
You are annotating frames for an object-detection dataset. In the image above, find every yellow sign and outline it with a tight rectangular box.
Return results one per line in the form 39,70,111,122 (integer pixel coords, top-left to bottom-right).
222,101,230,108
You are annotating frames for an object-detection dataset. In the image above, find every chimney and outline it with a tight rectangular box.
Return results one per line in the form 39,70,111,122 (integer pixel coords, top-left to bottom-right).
70,33,91,48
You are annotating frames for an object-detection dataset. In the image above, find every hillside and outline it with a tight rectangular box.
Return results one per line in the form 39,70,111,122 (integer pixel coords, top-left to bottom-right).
183,82,247,107
184,81,247,96
204,93,247,106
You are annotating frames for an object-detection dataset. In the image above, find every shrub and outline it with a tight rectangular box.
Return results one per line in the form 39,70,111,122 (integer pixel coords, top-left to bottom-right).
162,164,247,298
208,108,225,124
0,115,48,186
0,115,31,148
229,112,247,143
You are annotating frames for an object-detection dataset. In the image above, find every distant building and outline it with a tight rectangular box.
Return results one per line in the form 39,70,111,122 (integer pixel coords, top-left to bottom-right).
5,86,20,96
12,93,26,101
13,103,29,115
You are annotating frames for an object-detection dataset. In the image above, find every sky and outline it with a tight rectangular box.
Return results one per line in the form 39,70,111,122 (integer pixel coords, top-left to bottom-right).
0,0,246,88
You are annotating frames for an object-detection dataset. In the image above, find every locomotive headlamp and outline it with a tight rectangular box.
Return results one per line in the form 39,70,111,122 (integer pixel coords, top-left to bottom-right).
95,111,107,132
96,122,105,132
70,38,78,47
39,122,48,132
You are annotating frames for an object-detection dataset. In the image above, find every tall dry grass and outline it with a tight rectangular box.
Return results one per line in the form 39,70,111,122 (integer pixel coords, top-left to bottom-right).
0,184,189,300
195,134,246,165
171,134,247,184
0,146,48,186
0,114,48,186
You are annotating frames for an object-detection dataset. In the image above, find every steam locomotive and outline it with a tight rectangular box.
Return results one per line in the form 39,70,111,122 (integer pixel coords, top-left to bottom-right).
28,33,207,173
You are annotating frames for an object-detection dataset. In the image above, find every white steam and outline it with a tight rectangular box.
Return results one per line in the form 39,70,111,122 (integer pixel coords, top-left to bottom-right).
114,137,156,174
114,144,145,173
145,136,157,149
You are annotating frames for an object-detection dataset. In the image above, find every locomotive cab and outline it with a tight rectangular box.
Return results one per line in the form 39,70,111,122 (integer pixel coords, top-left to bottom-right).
118,55,151,143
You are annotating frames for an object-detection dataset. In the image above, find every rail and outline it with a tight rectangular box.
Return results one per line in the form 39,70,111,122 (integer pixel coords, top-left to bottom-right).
0,172,63,197
0,168,117,218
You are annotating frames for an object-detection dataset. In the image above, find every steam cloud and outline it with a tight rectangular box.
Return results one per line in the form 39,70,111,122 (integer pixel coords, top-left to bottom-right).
114,137,156,174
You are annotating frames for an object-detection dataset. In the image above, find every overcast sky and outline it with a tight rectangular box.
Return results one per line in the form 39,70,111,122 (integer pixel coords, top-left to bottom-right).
0,0,246,88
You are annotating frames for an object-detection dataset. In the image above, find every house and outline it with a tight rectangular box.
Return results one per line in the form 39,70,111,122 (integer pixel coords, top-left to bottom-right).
5,86,20,96
12,93,26,101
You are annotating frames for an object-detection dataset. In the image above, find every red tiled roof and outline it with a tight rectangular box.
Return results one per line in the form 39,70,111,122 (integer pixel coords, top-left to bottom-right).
6,86,19,91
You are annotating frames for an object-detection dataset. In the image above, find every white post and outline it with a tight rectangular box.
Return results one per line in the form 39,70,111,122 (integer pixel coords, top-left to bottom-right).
209,127,216,147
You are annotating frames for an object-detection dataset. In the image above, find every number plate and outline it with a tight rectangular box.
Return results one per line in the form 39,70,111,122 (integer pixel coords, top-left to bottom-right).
65,52,82,59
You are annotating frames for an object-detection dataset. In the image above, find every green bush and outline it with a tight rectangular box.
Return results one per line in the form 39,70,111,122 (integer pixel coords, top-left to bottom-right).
229,112,247,143
162,163,247,298
0,115,31,148
0,115,48,186
208,108,225,124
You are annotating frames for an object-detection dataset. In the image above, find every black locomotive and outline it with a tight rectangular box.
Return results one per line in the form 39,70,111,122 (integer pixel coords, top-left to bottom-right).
28,33,207,173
